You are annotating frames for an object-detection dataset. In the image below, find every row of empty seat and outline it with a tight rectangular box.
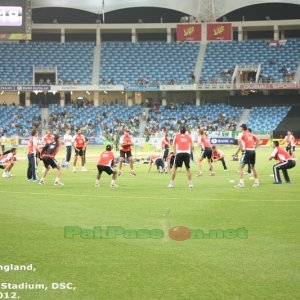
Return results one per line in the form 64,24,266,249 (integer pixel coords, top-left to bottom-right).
202,39,300,82
0,40,299,85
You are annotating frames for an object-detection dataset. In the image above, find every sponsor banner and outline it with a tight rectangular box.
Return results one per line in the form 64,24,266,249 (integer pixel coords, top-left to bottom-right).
18,138,29,146
208,131,233,138
86,137,103,145
239,83,300,90
272,139,300,146
176,24,201,42
1,137,19,145
207,23,232,41
132,138,146,147
124,85,159,91
210,138,235,145
0,33,31,40
17,85,51,91
0,85,16,91
160,84,196,91
54,85,124,92
149,137,162,147
258,139,270,146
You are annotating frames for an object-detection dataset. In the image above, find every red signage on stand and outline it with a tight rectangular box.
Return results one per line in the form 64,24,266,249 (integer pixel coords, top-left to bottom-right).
176,24,201,42
207,23,232,41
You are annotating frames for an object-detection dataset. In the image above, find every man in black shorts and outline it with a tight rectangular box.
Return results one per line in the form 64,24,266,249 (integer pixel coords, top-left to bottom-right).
95,144,118,188
39,134,64,186
168,127,193,188
118,129,136,176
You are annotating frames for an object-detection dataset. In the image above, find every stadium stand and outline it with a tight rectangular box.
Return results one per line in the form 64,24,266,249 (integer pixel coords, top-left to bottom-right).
48,104,141,138
0,42,94,84
146,104,243,135
246,106,291,131
201,39,300,83
99,41,200,85
0,104,41,137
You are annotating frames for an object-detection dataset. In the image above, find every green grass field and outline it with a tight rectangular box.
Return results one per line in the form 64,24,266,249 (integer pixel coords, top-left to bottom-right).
1,146,299,300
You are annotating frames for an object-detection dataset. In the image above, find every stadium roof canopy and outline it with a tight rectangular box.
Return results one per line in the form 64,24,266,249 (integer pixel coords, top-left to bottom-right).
32,0,300,20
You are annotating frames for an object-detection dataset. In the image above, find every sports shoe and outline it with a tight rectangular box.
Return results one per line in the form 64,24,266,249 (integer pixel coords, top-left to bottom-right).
252,183,259,188
158,166,163,173
210,171,215,176
130,171,136,176
224,169,228,172
72,167,77,173
95,183,100,188
81,167,88,172
189,184,194,188
168,182,174,188
118,171,122,176
110,184,118,188
234,183,245,188
54,181,64,186
273,181,282,184
2,172,9,178
39,180,45,185
196,172,203,177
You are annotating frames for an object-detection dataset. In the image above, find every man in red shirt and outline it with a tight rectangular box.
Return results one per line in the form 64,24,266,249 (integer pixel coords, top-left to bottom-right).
118,129,136,176
235,124,259,188
168,127,193,188
161,132,170,166
212,145,228,171
0,148,17,178
269,140,296,184
284,131,296,158
95,144,118,188
39,134,63,186
197,128,214,176
72,128,86,172
147,155,165,173
42,129,55,146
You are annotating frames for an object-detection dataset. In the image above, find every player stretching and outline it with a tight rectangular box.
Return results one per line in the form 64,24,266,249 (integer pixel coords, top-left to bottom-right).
212,145,228,171
118,129,136,176
95,144,118,188
39,134,64,186
269,141,296,184
197,128,214,176
0,148,17,178
72,128,87,172
284,131,296,158
235,124,259,188
168,127,193,188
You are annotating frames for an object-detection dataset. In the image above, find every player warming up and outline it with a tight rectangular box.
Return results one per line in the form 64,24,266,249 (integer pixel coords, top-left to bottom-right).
147,155,165,173
269,141,296,184
212,145,228,171
118,129,136,176
168,127,193,188
284,131,296,158
95,144,118,188
39,134,64,186
0,148,17,178
72,128,87,172
197,128,214,176
235,124,259,188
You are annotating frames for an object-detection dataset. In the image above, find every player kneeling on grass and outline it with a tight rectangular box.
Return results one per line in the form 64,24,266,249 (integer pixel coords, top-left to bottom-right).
269,141,296,184
147,155,165,173
212,145,228,171
95,144,118,188
39,134,64,186
0,148,17,178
